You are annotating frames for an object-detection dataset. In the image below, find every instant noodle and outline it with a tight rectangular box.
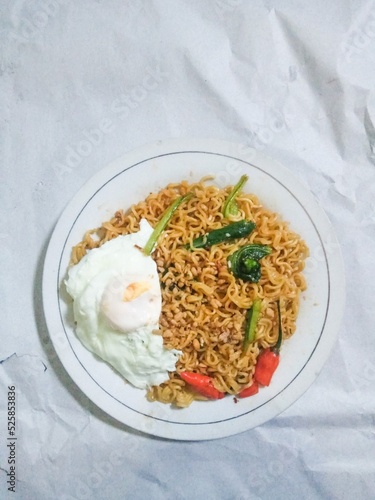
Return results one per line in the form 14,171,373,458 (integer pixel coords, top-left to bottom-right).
71,178,309,407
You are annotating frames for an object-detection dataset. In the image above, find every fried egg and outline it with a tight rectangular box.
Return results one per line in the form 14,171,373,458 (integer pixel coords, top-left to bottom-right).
65,219,180,389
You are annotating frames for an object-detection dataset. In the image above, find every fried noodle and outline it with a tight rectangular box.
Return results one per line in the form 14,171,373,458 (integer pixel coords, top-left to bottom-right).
71,179,309,407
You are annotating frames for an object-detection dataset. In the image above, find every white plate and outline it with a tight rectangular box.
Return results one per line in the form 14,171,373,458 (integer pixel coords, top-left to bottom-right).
42,138,345,440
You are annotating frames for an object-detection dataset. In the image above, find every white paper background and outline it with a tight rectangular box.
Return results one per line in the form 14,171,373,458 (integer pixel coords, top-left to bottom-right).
1,0,375,498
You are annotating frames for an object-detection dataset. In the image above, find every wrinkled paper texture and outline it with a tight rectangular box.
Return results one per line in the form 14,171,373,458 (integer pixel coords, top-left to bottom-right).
1,1,375,499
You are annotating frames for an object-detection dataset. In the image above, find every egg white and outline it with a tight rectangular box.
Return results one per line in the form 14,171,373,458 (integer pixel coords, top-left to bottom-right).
65,219,181,389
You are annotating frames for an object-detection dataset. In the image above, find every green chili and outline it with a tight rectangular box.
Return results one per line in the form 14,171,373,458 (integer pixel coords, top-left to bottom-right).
187,220,256,250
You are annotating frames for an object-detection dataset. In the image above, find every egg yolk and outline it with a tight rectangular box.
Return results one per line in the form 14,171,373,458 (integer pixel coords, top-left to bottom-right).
100,274,161,334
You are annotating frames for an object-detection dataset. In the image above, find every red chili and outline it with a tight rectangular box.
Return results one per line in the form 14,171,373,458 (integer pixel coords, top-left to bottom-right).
254,349,280,386
238,381,259,398
254,300,283,387
179,371,225,399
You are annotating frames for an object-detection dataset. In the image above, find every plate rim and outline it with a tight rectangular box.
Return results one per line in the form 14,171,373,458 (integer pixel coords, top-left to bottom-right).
42,138,346,440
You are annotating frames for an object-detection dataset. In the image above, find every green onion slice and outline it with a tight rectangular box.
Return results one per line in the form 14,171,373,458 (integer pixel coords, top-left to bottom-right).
143,192,193,255
222,174,249,218
243,299,262,349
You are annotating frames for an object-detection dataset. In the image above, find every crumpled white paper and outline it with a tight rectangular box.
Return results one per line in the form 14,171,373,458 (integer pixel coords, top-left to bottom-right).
1,1,375,498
